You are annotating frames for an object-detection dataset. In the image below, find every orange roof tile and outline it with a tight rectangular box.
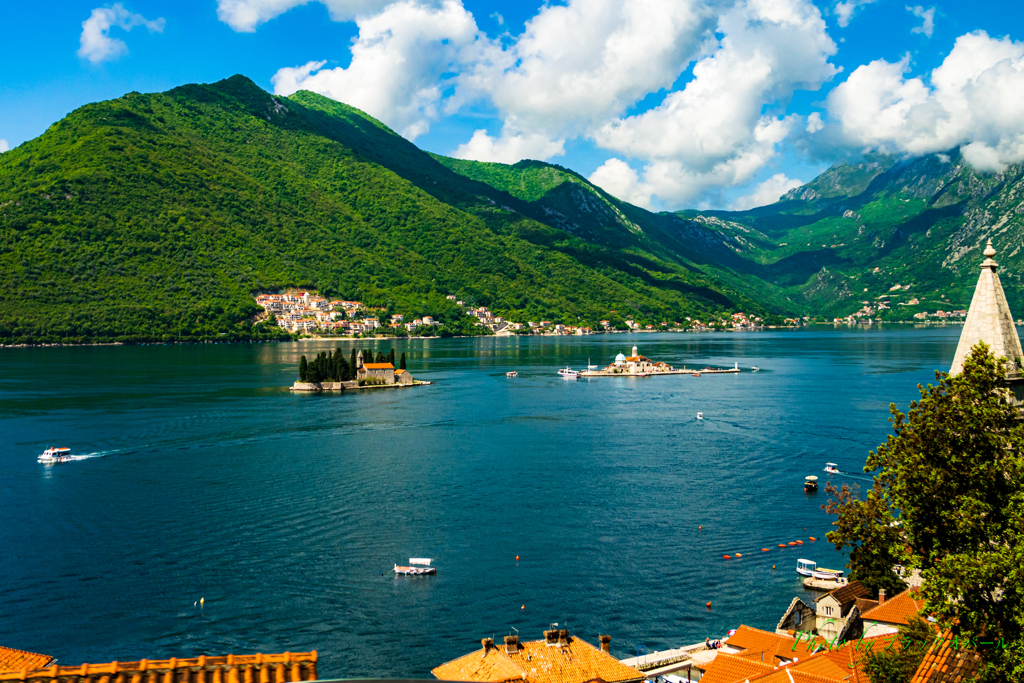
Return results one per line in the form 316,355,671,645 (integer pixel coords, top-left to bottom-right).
0,648,52,673
861,588,926,626
0,653,316,683
362,363,395,369
747,669,846,683
726,625,824,660
909,631,983,683
394,369,407,375
815,581,870,607
700,653,774,683
432,636,643,683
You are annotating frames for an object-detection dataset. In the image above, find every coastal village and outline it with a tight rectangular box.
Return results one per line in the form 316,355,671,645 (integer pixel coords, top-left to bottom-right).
254,292,772,336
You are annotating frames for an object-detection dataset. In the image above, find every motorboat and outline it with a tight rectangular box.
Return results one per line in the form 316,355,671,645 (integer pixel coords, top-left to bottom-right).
824,462,840,474
805,475,818,491
506,371,518,377
697,412,704,420
752,366,760,372
812,567,844,580
557,367,580,379
394,558,436,575
796,559,816,576
38,447,73,463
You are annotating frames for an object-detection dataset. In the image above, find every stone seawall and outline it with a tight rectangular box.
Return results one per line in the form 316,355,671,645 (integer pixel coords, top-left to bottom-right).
290,381,358,391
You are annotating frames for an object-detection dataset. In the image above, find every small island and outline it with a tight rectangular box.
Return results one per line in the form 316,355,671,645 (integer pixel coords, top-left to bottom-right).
290,348,430,391
580,346,740,377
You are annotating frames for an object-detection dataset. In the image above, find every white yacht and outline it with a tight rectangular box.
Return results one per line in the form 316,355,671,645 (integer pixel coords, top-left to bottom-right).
557,367,580,379
39,447,73,463
824,462,840,474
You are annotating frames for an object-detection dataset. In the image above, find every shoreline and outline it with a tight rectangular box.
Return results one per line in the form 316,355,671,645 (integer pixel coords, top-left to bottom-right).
1,320,981,349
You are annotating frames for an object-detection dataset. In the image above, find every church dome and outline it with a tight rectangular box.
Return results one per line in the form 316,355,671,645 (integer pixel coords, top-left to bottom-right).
614,352,626,365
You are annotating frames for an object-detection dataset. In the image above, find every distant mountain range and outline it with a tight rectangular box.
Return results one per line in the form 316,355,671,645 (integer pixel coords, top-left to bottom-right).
2,74,1021,344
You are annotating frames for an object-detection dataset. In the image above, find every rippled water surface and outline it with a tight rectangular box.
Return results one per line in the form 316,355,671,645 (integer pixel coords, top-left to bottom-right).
0,328,961,676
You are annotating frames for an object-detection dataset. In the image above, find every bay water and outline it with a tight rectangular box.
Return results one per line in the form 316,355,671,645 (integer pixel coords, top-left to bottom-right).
0,328,960,676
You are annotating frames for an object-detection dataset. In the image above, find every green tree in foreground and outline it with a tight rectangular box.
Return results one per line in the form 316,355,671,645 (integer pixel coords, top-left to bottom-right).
863,617,935,683
826,343,1024,681
299,355,307,382
400,352,406,370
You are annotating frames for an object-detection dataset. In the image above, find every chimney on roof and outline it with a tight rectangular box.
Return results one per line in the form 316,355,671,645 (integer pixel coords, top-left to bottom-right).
544,630,559,645
505,635,520,653
481,638,494,652
878,589,886,605
558,629,570,646
599,635,611,653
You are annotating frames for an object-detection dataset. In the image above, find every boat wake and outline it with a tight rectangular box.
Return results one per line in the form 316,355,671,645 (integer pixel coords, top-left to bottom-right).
62,449,124,462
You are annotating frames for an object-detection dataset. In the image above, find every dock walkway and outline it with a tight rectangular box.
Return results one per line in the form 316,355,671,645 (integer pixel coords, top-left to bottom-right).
620,642,709,673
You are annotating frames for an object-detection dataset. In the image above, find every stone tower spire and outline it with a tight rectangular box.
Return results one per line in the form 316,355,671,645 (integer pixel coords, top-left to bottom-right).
949,240,1024,376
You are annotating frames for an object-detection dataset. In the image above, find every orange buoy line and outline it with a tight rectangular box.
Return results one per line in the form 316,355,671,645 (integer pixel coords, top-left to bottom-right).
735,553,743,558
723,555,732,559
809,536,817,541
761,548,770,552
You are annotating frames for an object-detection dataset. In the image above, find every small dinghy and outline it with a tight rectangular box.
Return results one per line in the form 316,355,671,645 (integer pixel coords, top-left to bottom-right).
506,371,518,377
824,462,840,474
394,558,436,575
697,412,704,420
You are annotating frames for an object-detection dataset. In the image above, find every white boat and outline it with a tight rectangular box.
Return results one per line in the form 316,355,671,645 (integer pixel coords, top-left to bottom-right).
38,447,73,463
587,358,599,371
824,462,840,474
394,558,436,575
558,367,580,379
506,371,518,377
752,366,760,372
812,568,844,580
697,412,703,420
796,558,816,577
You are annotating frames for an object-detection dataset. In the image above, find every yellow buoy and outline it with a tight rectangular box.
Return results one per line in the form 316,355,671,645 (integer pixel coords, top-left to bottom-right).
521,605,525,610
200,597,204,605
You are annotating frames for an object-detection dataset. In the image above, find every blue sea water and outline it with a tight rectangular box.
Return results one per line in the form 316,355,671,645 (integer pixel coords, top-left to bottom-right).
0,327,960,677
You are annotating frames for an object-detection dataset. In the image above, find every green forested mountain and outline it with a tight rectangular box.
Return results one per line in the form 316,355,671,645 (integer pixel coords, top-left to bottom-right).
668,151,1024,318
0,75,763,344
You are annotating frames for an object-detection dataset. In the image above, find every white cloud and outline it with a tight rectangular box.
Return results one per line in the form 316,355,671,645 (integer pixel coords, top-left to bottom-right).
217,0,394,32
271,0,488,140
588,159,655,208
826,30,1024,171
0,139,9,153
730,173,803,209
907,5,935,38
592,0,837,205
834,0,878,27
469,0,722,138
453,123,565,164
78,4,164,64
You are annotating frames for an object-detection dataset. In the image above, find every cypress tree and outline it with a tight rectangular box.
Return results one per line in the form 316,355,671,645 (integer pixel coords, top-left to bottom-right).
375,350,385,363
350,349,357,377
400,352,406,370
299,355,308,382
388,349,396,366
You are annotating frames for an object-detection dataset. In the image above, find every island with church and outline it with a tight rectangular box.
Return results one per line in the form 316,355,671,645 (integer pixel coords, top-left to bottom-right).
580,345,741,377
289,348,430,392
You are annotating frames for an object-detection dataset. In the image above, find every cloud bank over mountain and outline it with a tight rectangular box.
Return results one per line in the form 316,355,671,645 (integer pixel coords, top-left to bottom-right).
227,0,1024,209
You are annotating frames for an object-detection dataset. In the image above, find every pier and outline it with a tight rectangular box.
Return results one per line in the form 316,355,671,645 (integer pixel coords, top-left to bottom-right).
619,642,712,676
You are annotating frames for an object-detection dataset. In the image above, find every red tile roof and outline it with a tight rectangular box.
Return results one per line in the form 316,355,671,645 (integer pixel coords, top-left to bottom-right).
0,653,316,683
816,581,870,607
432,635,643,683
362,363,395,370
700,653,774,683
0,648,53,673
861,588,926,626
725,625,824,661
909,632,983,683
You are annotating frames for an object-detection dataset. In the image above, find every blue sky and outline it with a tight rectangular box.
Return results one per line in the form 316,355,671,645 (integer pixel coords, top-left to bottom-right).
2,0,1024,211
